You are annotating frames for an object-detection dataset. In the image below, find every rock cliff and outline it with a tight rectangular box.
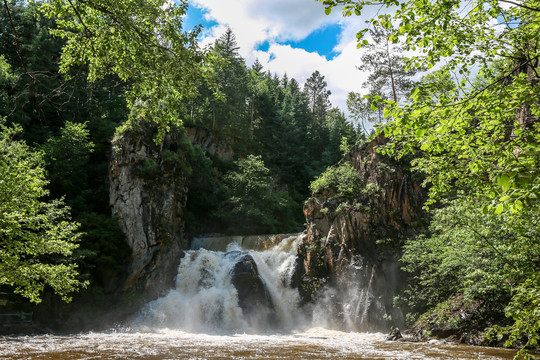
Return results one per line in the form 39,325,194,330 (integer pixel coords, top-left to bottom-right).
186,126,234,160
299,136,427,329
109,121,190,299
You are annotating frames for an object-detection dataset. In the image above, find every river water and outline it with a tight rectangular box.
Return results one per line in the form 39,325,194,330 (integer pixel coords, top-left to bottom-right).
0,235,517,359
0,329,516,360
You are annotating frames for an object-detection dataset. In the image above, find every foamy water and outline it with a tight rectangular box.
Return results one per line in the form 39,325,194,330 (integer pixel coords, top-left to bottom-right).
0,328,516,359
0,234,518,359
135,235,305,333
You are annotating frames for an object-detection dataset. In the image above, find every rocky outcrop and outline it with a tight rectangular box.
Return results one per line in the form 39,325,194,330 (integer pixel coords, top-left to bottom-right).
299,136,427,329
109,121,190,299
302,136,425,275
186,126,233,160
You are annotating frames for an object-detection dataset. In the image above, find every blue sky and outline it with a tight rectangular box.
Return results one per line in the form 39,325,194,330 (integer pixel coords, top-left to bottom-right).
183,0,371,112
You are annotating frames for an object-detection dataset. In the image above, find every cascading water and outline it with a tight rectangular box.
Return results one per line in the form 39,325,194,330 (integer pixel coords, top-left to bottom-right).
136,234,306,333
310,256,388,332
136,233,392,334
0,235,518,359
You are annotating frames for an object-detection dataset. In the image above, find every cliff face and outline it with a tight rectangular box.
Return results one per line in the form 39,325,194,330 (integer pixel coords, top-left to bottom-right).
109,122,190,299
299,136,426,329
186,126,233,160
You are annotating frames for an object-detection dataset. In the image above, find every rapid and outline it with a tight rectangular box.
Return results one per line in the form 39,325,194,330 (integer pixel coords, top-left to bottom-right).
0,234,516,359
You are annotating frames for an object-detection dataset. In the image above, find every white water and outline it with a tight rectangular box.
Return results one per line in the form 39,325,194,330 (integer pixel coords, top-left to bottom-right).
0,329,517,359
136,234,305,333
0,234,518,359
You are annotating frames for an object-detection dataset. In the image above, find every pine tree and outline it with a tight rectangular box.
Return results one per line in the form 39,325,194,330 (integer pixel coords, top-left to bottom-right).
358,25,419,104
303,70,331,124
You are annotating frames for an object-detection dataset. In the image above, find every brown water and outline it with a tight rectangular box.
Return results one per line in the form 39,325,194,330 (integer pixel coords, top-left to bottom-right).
0,328,516,360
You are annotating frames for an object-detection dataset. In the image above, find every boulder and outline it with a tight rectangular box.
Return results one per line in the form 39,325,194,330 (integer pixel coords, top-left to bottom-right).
229,253,276,328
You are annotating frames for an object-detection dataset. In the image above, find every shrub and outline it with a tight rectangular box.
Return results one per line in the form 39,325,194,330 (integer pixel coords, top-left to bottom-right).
310,162,362,199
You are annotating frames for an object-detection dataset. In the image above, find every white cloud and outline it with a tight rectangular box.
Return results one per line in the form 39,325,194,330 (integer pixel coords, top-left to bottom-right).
189,0,373,113
191,0,341,54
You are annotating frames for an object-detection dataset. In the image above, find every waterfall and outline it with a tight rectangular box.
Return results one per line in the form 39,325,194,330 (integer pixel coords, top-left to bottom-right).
309,256,387,332
136,233,389,334
136,234,305,334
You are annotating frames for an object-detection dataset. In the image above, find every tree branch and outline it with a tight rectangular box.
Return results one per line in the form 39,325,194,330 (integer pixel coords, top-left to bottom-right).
2,0,33,81
498,0,540,12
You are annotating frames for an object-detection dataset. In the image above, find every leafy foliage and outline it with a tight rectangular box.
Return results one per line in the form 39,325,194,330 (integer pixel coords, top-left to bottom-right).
0,124,86,303
320,0,540,353
304,70,331,124
319,0,540,213
358,24,420,104
488,276,540,359
401,199,540,310
310,162,362,199
42,121,95,207
40,0,210,138
219,155,296,234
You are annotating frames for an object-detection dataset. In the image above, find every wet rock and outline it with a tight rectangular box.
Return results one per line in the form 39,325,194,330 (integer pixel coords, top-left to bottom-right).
460,330,486,346
110,121,189,299
430,327,459,338
230,254,276,327
185,126,233,160
230,254,272,312
301,136,427,330
303,136,427,277
387,327,403,341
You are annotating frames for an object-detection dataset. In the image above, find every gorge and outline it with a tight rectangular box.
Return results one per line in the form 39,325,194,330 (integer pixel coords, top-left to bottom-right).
108,122,426,334
0,123,519,360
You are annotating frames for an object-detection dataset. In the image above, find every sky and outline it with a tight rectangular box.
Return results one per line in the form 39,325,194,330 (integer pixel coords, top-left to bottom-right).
183,0,372,114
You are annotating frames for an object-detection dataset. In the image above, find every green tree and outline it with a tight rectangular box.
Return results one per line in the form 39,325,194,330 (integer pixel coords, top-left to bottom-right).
347,91,377,133
318,0,540,210
211,29,250,140
42,121,95,208
416,69,457,103
38,0,209,137
401,198,540,310
0,124,85,303
358,25,420,104
319,0,540,354
219,155,295,234
304,70,331,124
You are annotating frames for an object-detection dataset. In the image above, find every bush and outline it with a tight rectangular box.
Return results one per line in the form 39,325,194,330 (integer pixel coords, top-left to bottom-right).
310,162,362,198
400,198,540,338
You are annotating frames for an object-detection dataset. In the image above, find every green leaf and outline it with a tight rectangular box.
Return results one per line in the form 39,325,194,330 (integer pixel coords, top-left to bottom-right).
494,203,504,215
497,174,512,192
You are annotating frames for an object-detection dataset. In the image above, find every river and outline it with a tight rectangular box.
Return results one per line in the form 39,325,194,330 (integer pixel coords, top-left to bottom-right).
0,234,518,360
0,329,516,359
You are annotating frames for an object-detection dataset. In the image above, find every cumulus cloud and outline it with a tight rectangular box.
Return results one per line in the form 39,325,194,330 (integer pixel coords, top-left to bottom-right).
189,0,373,112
